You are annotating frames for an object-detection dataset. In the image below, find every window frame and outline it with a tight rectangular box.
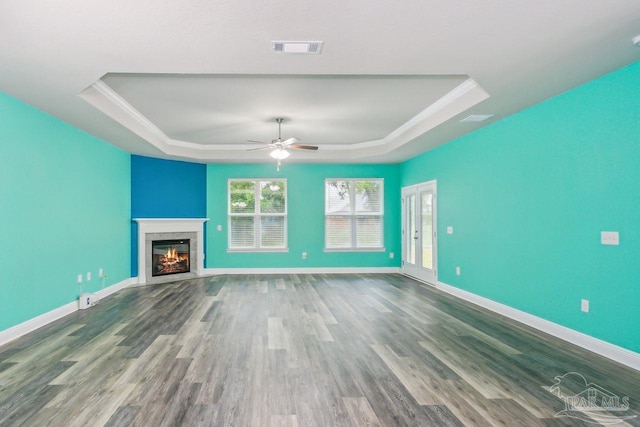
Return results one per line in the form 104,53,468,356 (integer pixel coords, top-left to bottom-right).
227,178,288,252
324,178,385,252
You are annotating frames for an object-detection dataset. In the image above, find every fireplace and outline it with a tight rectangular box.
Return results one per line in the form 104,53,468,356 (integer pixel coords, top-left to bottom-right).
152,239,190,277
133,218,208,284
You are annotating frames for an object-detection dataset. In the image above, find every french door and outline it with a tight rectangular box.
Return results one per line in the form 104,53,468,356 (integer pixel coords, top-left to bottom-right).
402,181,437,284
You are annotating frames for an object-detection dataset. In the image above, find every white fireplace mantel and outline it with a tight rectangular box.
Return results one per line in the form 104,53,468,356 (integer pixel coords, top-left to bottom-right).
133,218,209,284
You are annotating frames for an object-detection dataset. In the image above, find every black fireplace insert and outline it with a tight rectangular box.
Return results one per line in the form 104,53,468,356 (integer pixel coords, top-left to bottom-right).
151,239,190,277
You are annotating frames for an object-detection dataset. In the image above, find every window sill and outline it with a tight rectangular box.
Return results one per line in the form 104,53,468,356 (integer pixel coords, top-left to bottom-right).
227,248,289,253
324,248,386,253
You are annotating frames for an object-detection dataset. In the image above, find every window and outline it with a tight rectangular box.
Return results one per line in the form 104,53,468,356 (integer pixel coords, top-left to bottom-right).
325,179,384,250
228,179,287,251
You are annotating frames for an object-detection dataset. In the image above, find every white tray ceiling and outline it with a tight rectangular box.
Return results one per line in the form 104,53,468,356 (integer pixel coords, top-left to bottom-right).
2,0,639,163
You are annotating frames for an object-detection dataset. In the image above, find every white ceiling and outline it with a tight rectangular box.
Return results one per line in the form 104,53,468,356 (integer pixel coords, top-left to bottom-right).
2,0,639,164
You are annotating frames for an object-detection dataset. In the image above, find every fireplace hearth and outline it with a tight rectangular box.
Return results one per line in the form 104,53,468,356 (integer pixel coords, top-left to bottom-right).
152,239,190,277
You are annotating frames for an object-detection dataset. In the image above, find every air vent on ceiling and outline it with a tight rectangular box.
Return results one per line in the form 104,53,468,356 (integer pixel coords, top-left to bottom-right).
460,114,495,123
272,41,323,54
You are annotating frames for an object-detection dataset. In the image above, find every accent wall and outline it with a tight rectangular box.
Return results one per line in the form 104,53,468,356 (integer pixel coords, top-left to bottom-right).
0,92,131,332
206,163,401,269
130,155,207,276
401,61,640,353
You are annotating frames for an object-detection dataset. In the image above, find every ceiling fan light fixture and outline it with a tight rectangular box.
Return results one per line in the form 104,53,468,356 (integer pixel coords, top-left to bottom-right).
270,148,290,160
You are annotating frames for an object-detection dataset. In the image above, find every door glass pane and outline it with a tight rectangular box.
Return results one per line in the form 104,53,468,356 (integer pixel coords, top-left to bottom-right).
408,195,416,265
421,191,433,269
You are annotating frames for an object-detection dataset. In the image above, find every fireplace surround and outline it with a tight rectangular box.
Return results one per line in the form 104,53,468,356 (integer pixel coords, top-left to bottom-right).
133,218,208,284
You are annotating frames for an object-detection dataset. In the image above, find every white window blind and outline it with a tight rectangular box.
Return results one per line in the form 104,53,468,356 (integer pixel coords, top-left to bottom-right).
325,179,383,250
229,179,287,250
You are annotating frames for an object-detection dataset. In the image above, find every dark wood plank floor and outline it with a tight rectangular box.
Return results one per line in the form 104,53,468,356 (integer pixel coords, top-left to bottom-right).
0,274,638,426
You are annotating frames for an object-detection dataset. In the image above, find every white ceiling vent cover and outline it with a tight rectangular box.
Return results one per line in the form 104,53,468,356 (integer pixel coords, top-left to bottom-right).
460,114,495,123
272,41,323,54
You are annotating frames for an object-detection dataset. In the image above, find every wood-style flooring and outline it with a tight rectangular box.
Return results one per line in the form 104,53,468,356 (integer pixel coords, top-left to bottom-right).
0,274,639,426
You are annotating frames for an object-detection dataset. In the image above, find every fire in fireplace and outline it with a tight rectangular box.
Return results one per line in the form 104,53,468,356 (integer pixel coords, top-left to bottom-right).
152,239,190,277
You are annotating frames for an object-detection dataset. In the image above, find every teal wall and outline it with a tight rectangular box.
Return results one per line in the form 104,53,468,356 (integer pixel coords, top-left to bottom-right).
206,163,401,268
401,61,640,353
0,92,131,332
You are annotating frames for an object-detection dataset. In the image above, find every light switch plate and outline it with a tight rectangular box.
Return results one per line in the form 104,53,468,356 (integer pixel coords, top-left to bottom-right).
581,299,590,313
601,231,619,246
447,226,453,234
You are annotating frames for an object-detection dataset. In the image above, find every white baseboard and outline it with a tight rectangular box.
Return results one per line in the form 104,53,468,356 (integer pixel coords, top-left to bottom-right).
0,301,79,348
435,280,640,372
203,267,401,275
0,277,136,348
94,277,137,300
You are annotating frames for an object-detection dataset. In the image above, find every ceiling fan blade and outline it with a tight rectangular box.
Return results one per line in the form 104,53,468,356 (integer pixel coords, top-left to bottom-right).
290,144,319,151
281,137,300,147
247,139,278,151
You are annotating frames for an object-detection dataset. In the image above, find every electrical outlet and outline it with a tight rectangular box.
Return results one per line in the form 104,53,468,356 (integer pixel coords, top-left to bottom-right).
77,274,83,284
217,224,222,231
455,266,461,276
581,299,590,313
447,226,454,234
389,252,394,259
99,268,103,277
601,231,619,246
302,252,307,259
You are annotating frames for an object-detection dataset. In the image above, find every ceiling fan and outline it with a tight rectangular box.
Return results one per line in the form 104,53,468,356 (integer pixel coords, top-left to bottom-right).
248,118,318,170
